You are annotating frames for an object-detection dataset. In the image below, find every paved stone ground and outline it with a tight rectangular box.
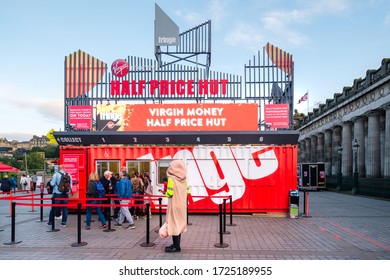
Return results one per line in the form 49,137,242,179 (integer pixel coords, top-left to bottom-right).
0,190,389,260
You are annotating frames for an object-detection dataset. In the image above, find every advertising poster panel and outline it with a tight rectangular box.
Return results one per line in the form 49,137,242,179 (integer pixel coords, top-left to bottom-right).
264,104,290,129
96,103,258,131
62,154,80,197
68,105,93,130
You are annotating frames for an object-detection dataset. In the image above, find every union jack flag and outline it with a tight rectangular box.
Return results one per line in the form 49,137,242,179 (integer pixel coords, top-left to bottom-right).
298,92,308,104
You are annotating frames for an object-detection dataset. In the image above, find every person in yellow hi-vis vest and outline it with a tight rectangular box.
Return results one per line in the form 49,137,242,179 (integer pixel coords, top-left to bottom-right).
164,160,190,253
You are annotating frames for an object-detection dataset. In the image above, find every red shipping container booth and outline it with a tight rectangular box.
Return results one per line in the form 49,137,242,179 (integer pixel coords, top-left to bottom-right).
60,144,297,214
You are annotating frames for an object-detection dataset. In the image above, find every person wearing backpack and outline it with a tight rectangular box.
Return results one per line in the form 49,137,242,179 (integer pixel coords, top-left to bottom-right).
47,164,72,227
10,175,17,193
20,174,30,192
113,171,135,229
85,172,107,230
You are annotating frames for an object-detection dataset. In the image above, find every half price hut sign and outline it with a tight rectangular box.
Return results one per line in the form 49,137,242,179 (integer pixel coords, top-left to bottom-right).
110,79,229,96
96,103,258,132
110,58,229,97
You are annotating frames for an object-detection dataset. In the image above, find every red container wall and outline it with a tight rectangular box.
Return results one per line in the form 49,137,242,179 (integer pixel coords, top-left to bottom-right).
59,147,88,203
60,145,297,213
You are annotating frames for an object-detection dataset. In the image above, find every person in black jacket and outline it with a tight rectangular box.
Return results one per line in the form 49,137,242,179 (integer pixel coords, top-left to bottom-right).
0,175,12,194
85,172,107,230
99,170,116,221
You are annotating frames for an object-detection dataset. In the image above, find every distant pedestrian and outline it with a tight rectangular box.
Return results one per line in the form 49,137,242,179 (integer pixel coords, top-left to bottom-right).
31,172,38,192
114,171,135,229
10,174,17,193
85,172,107,230
164,160,190,253
0,175,12,194
20,174,30,192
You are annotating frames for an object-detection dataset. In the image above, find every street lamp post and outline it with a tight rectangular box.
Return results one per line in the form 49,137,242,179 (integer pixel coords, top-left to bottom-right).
337,146,343,191
352,139,359,195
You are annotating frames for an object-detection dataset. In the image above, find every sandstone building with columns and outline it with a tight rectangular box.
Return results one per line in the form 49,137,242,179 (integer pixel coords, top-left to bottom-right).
297,58,390,197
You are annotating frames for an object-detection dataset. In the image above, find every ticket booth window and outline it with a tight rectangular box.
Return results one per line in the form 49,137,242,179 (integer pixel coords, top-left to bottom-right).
96,160,120,177
126,161,151,177
157,160,171,184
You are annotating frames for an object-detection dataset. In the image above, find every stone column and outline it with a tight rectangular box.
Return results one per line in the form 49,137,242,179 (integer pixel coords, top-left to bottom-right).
299,140,306,163
342,121,353,176
332,126,342,176
305,138,311,163
311,135,317,162
297,142,302,163
383,105,390,178
366,111,381,177
317,132,325,163
353,116,366,177
324,129,333,176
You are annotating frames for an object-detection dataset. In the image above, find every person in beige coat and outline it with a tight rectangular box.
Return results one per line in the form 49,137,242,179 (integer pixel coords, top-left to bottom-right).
165,160,190,253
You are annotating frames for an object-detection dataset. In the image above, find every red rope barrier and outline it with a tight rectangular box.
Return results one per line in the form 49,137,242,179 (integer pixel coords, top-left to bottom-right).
5,194,228,211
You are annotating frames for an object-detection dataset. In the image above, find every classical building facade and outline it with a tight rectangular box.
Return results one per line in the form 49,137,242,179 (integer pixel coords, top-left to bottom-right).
298,59,390,184
0,135,51,153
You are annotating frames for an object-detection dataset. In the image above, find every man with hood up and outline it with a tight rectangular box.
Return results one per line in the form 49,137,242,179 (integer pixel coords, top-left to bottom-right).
164,160,190,253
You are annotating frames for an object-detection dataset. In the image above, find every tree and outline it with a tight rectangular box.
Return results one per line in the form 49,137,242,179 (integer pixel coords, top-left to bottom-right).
0,157,21,170
22,152,45,171
43,145,59,158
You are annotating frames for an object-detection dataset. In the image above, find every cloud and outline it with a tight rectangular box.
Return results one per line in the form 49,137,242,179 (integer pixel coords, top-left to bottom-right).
261,0,351,46
224,22,264,49
0,97,63,141
8,98,63,122
303,0,351,15
385,11,390,27
175,0,231,28
0,132,36,142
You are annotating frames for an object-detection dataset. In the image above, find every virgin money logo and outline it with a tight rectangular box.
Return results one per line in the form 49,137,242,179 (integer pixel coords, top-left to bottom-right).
111,59,129,77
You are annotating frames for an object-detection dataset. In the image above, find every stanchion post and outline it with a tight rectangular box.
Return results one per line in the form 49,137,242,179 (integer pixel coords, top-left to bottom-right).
47,197,60,232
303,191,311,218
155,197,163,233
71,202,88,247
187,197,192,226
35,192,47,222
141,202,155,247
214,203,229,248
28,192,37,212
222,198,230,234
4,202,22,245
227,195,236,226
159,197,163,227
6,191,13,217
39,192,43,220
104,196,116,232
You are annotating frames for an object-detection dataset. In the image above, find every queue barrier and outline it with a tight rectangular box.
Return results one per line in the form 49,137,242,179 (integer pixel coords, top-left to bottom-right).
1,192,233,249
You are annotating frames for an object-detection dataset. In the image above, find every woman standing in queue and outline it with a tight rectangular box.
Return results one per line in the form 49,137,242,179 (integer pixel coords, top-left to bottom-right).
85,172,107,230
164,160,190,253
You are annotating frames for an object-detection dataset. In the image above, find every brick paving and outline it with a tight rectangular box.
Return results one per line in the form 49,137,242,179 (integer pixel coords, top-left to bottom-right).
0,190,389,260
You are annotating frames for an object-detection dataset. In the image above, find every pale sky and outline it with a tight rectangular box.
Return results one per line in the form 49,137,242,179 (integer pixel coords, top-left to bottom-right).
1,0,389,141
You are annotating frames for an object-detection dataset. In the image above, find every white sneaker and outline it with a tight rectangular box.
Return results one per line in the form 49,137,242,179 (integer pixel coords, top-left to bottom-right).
55,215,62,220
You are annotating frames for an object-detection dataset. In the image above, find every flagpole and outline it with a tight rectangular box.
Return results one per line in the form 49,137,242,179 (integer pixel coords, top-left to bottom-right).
307,90,309,115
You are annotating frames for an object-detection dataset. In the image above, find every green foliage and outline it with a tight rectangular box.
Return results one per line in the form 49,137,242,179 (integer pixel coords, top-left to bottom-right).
22,152,45,171
31,145,60,158
0,157,21,170
43,145,60,158
3,145,59,172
